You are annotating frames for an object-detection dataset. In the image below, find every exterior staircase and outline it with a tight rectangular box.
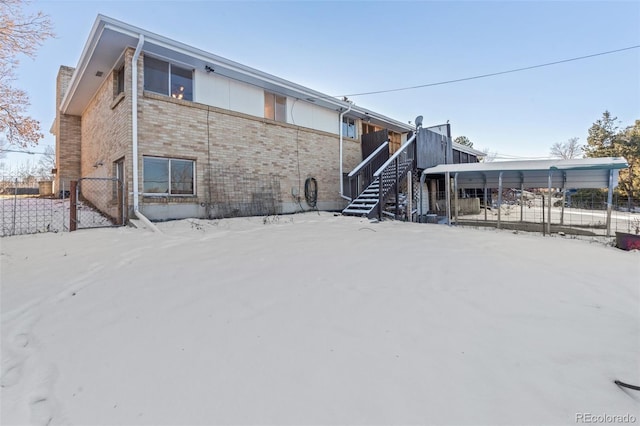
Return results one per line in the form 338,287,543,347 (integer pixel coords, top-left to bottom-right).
342,134,417,219
342,179,381,217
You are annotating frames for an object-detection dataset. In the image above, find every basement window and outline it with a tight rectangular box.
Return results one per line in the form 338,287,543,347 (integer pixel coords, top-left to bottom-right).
143,157,195,195
144,56,193,101
264,91,286,122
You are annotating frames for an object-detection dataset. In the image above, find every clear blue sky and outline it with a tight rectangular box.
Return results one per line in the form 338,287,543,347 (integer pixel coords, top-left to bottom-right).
4,0,640,169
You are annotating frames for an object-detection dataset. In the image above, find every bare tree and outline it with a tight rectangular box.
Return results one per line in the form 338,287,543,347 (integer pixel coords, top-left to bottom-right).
550,137,582,159
0,138,7,159
454,136,473,148
0,0,54,147
479,148,497,162
37,145,55,178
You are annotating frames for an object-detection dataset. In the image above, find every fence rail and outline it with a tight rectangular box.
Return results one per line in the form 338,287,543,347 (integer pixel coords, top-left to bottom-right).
1,176,126,237
427,189,640,237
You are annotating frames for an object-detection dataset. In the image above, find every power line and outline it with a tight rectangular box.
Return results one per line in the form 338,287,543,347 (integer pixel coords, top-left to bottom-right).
338,45,640,98
0,149,47,155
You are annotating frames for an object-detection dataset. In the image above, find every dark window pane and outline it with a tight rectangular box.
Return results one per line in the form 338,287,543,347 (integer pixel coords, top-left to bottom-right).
116,66,125,94
143,157,169,193
170,159,194,194
171,65,193,101
144,57,168,95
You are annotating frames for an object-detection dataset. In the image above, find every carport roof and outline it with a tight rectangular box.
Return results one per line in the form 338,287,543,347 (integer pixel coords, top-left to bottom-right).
422,157,628,189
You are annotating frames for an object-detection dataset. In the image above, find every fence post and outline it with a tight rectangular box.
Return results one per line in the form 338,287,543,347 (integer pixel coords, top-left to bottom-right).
12,178,17,236
70,180,77,231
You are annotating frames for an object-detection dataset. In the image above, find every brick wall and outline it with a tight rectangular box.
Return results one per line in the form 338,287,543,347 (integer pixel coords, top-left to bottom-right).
137,54,360,219
57,52,363,221
79,49,133,221
54,66,81,195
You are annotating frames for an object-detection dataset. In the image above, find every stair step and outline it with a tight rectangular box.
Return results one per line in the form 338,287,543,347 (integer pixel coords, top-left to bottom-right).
342,208,374,215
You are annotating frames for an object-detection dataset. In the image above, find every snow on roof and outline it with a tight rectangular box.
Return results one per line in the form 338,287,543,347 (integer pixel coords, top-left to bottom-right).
422,157,628,189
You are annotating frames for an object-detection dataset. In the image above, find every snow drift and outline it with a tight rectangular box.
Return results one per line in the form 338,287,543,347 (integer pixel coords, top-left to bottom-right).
1,213,639,425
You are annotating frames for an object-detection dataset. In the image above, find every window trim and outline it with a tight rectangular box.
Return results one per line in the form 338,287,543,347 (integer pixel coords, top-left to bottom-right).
342,116,357,139
143,55,194,102
115,65,125,96
264,91,287,123
142,156,196,196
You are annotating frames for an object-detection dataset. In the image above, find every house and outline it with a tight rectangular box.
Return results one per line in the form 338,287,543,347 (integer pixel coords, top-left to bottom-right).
53,15,484,223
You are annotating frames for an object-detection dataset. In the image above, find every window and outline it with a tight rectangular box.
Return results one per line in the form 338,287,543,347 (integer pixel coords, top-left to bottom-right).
144,56,193,101
264,91,286,122
143,157,195,195
342,117,357,139
115,65,125,96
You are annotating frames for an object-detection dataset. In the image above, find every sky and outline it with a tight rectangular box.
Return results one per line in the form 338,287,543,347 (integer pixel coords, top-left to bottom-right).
2,0,639,170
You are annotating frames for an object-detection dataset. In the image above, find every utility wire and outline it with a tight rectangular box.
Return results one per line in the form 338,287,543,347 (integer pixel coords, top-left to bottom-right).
338,45,640,98
0,148,47,155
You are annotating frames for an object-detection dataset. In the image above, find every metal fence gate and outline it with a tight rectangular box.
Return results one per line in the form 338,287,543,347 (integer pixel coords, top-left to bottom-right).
75,177,125,230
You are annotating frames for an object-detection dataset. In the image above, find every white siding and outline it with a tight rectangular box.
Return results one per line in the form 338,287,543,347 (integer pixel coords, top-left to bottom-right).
289,99,313,127
194,70,230,109
229,79,263,117
314,106,339,134
194,71,338,134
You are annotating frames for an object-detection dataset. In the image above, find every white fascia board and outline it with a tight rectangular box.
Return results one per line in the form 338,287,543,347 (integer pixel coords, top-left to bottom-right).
60,15,108,114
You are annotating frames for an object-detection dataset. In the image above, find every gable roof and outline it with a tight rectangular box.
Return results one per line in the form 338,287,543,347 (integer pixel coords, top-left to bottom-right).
61,15,414,134
422,157,629,189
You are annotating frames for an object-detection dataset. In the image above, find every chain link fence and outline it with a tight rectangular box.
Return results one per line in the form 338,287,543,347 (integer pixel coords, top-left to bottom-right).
427,188,640,237
0,176,69,236
1,175,126,237
75,177,125,229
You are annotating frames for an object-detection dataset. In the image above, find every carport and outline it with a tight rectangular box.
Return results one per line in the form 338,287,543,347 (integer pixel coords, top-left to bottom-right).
420,157,628,236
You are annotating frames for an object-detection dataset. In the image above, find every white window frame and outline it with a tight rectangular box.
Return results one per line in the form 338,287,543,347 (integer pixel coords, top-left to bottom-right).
342,116,357,139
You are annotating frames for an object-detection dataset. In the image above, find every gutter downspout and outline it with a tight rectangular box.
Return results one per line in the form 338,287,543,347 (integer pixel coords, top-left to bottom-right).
339,101,353,201
131,35,160,233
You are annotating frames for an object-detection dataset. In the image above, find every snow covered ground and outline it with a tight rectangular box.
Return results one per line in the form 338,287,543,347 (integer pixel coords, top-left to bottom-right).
0,197,114,237
1,212,639,425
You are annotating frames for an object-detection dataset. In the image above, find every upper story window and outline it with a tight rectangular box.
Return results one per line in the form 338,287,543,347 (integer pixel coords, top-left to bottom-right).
342,117,357,139
264,91,286,122
144,56,193,101
115,65,125,96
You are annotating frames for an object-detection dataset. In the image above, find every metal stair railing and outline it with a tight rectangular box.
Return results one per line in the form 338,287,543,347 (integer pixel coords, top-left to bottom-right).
373,133,417,219
346,141,389,201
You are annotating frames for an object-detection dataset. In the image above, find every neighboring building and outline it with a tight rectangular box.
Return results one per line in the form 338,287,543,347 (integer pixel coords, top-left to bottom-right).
53,15,483,222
